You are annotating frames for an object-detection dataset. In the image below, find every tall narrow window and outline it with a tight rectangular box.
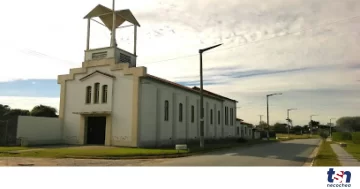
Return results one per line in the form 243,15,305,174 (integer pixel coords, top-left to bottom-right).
179,103,183,122
102,85,108,103
94,83,100,103
86,86,92,104
191,105,194,123
230,108,233,125
227,107,229,125
210,109,213,124
225,107,228,125
224,107,226,125
218,111,220,124
164,100,169,121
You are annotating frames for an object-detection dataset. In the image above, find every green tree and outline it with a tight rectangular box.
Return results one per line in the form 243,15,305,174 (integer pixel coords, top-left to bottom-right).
0,104,11,117
336,117,360,132
303,125,309,133
292,125,303,133
319,129,329,139
256,121,267,130
30,105,58,117
4,109,30,116
273,122,288,133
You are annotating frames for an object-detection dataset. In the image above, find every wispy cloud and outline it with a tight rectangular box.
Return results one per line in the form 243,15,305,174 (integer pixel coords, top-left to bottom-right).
1,0,360,125
173,62,353,85
0,79,59,97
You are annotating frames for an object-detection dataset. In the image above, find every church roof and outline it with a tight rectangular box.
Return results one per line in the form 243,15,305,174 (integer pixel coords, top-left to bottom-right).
84,4,140,31
192,87,237,102
142,74,238,102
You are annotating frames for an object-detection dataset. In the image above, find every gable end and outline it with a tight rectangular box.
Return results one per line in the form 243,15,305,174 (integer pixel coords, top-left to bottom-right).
79,70,116,81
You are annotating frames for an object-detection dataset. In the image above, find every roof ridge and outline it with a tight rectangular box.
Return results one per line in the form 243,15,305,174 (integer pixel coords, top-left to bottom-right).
144,74,237,102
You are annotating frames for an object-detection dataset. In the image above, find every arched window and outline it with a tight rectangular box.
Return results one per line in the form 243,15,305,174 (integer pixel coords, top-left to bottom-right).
85,86,92,104
94,83,100,103
102,85,108,103
179,103,183,122
164,100,169,121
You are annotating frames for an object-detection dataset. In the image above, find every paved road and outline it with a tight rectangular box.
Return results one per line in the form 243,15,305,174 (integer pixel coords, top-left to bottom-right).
0,139,320,166
142,138,321,166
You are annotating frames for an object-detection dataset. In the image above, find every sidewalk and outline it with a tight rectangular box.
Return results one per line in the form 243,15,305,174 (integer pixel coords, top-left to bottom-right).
330,144,360,166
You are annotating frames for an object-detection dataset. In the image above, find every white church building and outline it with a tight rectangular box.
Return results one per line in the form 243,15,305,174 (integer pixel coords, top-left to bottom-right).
56,4,242,148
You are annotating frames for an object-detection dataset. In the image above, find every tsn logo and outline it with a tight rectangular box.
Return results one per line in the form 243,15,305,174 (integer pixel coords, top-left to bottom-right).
327,168,352,188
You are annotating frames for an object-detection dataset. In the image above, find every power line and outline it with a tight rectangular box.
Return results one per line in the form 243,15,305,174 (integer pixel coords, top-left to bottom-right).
141,14,360,65
5,14,360,67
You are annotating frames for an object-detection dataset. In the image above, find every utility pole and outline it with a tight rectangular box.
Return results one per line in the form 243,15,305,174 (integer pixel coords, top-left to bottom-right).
199,43,222,148
330,118,336,138
258,114,263,128
286,108,297,138
310,114,318,137
266,93,282,139
259,115,263,123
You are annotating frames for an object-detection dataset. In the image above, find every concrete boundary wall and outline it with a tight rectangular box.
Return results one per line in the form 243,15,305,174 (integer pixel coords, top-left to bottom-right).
16,116,62,146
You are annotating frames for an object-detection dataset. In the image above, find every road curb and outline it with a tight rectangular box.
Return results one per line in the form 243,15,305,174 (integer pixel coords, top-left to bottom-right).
303,140,322,166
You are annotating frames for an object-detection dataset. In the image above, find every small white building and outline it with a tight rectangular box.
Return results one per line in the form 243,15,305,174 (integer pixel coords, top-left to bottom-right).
57,4,239,148
236,119,255,140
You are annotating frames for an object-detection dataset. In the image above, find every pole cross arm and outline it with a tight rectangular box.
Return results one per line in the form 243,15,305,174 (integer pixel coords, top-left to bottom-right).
199,44,222,53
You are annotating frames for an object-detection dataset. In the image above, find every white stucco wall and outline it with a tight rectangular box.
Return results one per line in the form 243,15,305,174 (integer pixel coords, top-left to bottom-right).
63,65,134,145
17,116,62,145
254,131,261,139
111,74,134,145
243,126,253,140
138,78,237,147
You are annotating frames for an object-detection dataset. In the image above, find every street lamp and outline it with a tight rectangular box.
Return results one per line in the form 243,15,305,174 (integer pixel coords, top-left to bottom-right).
329,118,336,138
199,43,222,148
266,92,283,139
309,114,318,136
286,108,297,137
259,114,264,123
259,114,264,130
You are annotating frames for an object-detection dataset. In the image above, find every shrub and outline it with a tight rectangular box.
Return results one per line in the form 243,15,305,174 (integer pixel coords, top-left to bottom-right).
319,130,329,139
332,132,352,141
236,138,248,143
269,131,277,138
352,132,360,144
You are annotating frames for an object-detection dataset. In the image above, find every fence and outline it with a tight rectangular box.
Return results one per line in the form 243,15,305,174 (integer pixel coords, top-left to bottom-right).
0,116,19,146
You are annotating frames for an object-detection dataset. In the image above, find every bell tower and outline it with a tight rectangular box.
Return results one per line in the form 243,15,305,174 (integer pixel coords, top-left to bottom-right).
83,1,140,67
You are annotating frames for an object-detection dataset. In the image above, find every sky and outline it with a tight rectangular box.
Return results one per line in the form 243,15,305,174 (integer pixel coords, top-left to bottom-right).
0,0,360,125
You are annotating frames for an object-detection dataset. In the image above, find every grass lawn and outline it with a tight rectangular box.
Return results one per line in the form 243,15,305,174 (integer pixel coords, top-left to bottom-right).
0,140,276,159
276,133,320,140
313,140,341,166
341,141,360,161
0,147,28,152
0,147,187,158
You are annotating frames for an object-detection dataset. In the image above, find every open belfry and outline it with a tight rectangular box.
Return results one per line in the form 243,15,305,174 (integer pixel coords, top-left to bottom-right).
57,1,239,148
